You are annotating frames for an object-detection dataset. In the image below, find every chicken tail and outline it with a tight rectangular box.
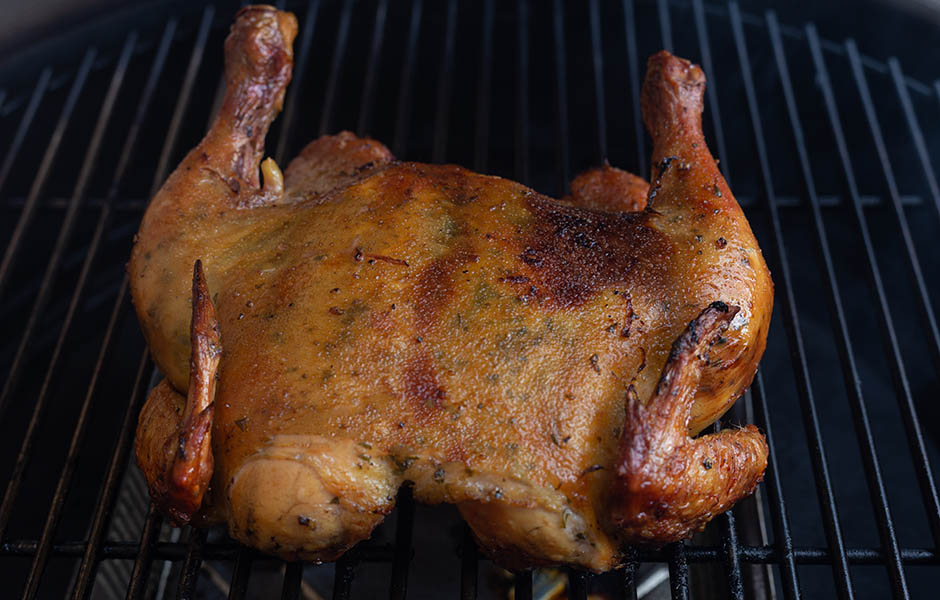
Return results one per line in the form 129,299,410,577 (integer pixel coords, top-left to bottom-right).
610,302,768,543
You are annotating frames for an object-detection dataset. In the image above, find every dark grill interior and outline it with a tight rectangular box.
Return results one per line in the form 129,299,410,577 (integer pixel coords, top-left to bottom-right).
1,0,939,598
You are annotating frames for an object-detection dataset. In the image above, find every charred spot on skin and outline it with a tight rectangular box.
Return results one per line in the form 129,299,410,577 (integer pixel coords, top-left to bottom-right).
590,354,601,374
392,455,419,475
702,459,713,470
521,197,668,308
234,417,248,431
621,293,636,338
365,253,409,267
635,348,647,376
354,248,363,262
520,248,542,267
712,184,722,198
578,464,606,479
716,236,727,249
433,467,446,483
657,156,679,178
297,515,315,528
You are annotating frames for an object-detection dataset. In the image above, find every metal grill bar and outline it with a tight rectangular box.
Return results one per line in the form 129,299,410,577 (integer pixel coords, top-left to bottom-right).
280,562,302,600
474,0,494,173
0,67,51,197
72,350,151,600
621,550,639,600
516,0,530,185
807,26,940,552
589,0,608,163
3,14,172,589
729,4,854,597
551,0,570,194
21,275,133,597
152,6,214,194
0,20,175,546
568,570,589,600
317,0,353,137
226,549,252,600
0,52,92,306
691,0,731,182
177,529,206,599
332,552,356,600
459,527,478,600
656,0,673,53
851,36,940,442
0,33,131,447
392,0,422,158
515,572,533,600
846,42,940,376
355,0,385,138
766,12,910,599
277,0,320,163
127,506,163,600
752,373,801,599
431,0,457,163
389,487,415,600
621,0,645,177
668,543,690,600
888,59,940,225
719,501,744,598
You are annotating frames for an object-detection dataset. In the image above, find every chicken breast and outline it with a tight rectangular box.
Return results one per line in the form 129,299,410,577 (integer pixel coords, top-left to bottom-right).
130,5,772,571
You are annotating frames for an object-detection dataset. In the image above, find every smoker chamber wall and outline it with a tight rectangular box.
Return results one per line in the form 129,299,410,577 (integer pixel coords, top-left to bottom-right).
0,1,939,599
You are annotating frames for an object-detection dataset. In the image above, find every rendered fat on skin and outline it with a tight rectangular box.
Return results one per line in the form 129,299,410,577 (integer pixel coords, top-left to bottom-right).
130,5,773,571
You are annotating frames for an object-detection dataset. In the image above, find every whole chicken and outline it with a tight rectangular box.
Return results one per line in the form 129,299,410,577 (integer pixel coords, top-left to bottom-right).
131,5,772,571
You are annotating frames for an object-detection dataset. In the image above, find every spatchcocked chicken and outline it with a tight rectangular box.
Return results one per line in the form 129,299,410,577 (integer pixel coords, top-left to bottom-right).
130,5,773,571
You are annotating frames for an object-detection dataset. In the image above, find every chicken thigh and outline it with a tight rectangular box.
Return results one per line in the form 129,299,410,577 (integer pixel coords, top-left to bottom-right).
131,5,772,571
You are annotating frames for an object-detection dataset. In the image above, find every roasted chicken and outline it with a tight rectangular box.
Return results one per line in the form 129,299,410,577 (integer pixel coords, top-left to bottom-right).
131,5,773,571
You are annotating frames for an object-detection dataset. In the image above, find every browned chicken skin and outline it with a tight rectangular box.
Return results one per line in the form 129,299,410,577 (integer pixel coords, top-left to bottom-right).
130,6,773,571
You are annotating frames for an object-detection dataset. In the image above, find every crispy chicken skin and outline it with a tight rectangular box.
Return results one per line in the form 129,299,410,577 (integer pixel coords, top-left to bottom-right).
130,6,773,571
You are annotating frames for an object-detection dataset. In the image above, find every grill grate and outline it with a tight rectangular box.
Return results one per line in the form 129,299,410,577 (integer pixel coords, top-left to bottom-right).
1,1,939,598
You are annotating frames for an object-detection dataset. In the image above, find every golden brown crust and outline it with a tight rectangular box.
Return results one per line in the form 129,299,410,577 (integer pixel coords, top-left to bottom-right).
563,164,649,213
283,131,395,203
640,51,774,434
